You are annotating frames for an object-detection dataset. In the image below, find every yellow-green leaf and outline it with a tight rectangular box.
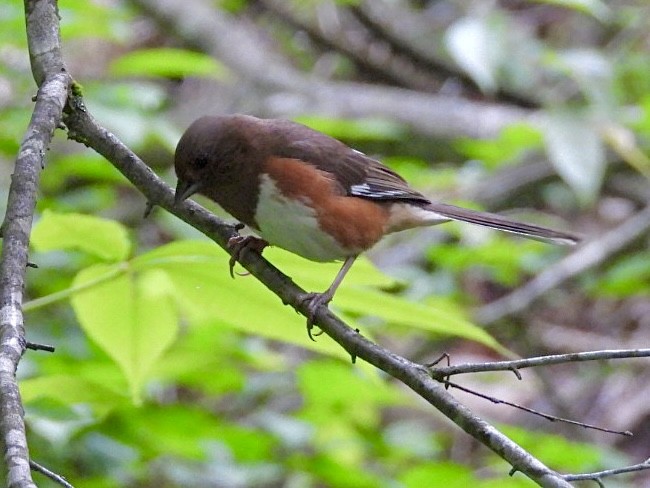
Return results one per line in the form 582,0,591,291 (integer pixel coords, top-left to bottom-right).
70,263,178,402
20,374,127,416
32,210,131,261
109,48,227,79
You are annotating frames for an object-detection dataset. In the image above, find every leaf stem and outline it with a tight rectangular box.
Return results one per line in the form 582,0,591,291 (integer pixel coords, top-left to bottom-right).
23,264,127,312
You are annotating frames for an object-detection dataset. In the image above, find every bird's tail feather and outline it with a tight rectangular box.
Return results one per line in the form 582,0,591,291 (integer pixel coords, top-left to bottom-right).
425,202,580,246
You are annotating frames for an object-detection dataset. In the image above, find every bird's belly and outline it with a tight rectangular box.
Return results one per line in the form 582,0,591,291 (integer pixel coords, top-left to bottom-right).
255,176,349,262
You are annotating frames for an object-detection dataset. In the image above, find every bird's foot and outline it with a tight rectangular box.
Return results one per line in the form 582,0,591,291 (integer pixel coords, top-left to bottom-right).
298,291,334,341
227,234,268,278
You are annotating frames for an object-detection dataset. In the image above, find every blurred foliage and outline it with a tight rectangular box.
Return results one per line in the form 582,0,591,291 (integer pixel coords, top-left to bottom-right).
2,0,649,486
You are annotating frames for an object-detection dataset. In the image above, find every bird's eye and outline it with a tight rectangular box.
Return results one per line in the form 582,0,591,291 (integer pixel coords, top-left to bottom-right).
193,155,209,169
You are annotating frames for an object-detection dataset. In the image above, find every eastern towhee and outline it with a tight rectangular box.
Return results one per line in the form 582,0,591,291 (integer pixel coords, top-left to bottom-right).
174,114,579,335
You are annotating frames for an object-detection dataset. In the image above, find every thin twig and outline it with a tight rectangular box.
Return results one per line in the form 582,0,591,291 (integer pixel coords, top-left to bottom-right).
564,458,650,484
444,380,632,436
30,460,75,488
25,341,56,353
430,349,650,378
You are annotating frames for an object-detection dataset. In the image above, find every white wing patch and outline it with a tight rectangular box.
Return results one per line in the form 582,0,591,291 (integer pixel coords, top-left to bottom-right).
350,183,411,198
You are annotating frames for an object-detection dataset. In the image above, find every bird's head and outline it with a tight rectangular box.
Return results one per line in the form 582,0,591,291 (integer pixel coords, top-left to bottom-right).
174,115,257,205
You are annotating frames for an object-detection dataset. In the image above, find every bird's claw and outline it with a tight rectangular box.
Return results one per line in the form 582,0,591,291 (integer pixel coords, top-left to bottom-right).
298,292,333,341
227,234,268,278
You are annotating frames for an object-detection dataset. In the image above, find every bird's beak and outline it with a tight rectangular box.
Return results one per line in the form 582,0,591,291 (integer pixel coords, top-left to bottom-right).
174,179,203,206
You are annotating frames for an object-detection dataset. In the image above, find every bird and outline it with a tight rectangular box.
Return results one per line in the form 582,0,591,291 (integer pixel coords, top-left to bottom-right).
174,114,579,337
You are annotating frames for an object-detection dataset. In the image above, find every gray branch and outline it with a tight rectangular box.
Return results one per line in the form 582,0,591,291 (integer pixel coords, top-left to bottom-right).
131,0,531,139
431,348,650,378
0,1,72,486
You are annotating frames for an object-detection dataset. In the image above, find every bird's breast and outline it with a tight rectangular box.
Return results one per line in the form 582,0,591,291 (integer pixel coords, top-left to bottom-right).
255,175,350,262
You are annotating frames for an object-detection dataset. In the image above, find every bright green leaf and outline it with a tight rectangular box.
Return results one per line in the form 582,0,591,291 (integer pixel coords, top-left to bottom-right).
109,48,228,79
455,123,544,168
136,242,352,359
134,240,503,353
586,252,650,297
20,374,127,416
70,264,179,402
32,210,131,261
292,116,406,142
401,463,475,488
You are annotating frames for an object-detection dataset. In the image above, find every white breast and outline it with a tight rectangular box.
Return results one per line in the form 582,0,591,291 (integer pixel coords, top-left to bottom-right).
255,175,349,262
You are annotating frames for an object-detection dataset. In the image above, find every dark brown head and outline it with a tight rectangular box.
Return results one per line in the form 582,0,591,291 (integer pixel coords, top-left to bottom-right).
174,115,264,205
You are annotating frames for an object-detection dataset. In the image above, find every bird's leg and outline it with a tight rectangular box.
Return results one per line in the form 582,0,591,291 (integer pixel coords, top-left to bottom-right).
227,229,268,278
299,255,357,341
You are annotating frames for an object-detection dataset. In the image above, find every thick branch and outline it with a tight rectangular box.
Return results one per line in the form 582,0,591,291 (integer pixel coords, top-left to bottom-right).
257,0,443,92
131,0,531,139
0,2,73,487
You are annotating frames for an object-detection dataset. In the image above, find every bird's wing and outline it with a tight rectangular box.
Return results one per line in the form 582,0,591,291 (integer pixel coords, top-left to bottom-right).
278,135,430,204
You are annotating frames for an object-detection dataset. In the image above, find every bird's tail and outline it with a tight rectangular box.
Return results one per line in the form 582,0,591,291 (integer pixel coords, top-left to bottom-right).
425,202,580,246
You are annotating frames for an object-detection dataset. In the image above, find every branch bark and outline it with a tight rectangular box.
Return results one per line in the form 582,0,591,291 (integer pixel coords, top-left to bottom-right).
0,1,72,485
431,348,650,377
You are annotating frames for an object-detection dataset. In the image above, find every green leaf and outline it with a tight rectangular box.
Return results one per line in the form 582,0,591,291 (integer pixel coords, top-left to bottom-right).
335,287,507,354
587,253,650,297
400,463,475,488
530,0,611,21
292,116,406,142
109,48,228,79
542,111,606,204
455,123,544,168
135,241,503,353
272,249,503,351
70,264,178,402
134,241,353,359
20,374,127,415
32,210,131,261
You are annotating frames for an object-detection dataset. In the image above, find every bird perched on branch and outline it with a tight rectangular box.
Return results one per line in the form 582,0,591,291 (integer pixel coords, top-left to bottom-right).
174,114,579,337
